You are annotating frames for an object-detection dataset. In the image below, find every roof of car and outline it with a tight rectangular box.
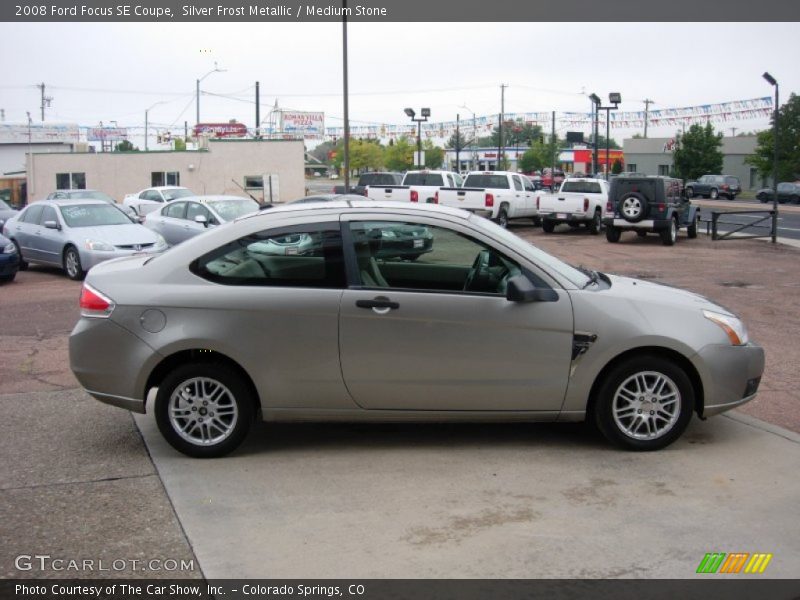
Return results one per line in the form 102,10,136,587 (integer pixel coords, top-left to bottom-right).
240,199,472,222
37,198,110,206
179,195,254,203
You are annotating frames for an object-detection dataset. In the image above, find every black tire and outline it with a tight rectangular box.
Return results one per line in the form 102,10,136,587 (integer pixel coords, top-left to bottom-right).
0,272,15,283
155,362,255,458
13,240,28,271
687,216,698,239
757,193,768,203
63,245,85,281
791,196,800,205
588,210,602,235
685,187,694,199
532,217,542,227
636,230,648,238
660,218,677,246
619,192,649,223
593,354,695,451
495,207,509,229
542,220,556,233
710,188,719,200
605,225,621,243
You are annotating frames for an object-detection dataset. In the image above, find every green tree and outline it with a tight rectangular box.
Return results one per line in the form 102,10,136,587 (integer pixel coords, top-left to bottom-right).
517,147,540,173
348,140,384,172
672,123,724,180
611,158,624,175
115,140,138,152
517,135,560,173
385,137,414,172
173,138,186,151
423,140,444,169
445,130,471,150
747,93,800,183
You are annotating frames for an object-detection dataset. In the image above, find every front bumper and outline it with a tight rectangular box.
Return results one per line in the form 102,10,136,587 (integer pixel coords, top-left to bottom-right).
602,217,672,230
79,246,165,271
0,252,20,276
693,342,765,417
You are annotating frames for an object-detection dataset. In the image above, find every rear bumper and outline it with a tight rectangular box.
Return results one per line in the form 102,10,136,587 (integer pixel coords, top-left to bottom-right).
602,217,672,230
541,211,591,223
693,342,765,417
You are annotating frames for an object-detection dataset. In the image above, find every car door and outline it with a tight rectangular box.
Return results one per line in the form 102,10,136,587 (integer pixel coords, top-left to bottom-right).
338,215,574,412
12,204,45,261
155,201,188,245
35,204,66,266
510,174,528,217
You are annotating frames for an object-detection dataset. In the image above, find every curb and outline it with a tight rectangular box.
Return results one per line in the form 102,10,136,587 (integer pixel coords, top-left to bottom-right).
723,411,800,444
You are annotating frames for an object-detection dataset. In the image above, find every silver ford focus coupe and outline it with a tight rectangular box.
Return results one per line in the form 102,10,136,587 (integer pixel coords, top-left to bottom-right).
69,201,764,457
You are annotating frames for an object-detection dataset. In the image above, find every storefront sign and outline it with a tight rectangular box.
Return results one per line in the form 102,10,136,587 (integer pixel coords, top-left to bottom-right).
193,122,248,138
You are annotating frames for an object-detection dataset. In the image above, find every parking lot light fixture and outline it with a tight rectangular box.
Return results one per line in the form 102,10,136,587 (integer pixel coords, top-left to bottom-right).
763,72,778,243
196,63,227,126
145,101,168,151
405,108,429,168
589,94,601,174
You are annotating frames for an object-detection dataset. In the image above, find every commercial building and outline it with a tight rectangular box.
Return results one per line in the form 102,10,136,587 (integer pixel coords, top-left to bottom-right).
27,138,305,204
622,136,763,190
444,145,624,174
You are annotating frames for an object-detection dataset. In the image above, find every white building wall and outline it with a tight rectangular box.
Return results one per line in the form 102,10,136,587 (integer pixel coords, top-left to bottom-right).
0,143,73,176
27,139,305,203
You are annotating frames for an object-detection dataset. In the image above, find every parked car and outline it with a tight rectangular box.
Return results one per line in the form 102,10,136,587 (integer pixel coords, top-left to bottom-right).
123,186,194,216
0,198,19,233
365,170,463,204
69,201,764,457
332,172,403,195
536,178,610,235
0,231,20,283
142,195,259,246
603,176,699,246
2,199,167,280
46,189,140,220
685,175,741,200
437,171,539,228
756,182,800,204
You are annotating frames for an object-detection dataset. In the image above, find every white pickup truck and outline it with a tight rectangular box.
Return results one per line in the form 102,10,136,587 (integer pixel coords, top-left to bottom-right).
436,171,539,228
365,170,463,204
536,178,610,234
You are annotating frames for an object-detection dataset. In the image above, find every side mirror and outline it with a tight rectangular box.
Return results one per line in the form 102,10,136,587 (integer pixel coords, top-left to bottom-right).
43,220,61,230
506,275,558,303
194,214,209,228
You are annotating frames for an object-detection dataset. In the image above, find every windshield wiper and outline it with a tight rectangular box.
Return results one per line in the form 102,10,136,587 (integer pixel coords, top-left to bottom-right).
576,265,600,289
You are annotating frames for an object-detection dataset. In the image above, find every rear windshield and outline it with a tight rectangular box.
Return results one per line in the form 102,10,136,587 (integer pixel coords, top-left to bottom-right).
561,181,603,194
359,174,398,186
163,188,193,201
59,203,132,227
403,173,445,186
463,175,510,189
68,190,115,203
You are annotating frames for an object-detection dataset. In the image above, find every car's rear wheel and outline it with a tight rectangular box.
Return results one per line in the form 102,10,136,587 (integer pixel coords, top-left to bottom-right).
495,207,509,229
155,363,254,458
588,210,602,235
13,240,28,271
605,225,621,243
687,215,698,239
542,220,555,233
63,245,85,281
594,355,694,451
660,218,677,246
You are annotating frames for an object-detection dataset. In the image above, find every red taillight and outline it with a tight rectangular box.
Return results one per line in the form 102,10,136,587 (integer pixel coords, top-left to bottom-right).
583,198,590,212
433,191,439,204
410,190,419,203
606,201,613,213
485,193,494,208
722,184,729,190
657,203,666,212
362,189,368,197
79,283,115,319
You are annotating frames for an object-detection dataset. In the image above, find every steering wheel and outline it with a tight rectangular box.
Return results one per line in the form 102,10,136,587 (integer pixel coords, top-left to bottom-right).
463,249,491,292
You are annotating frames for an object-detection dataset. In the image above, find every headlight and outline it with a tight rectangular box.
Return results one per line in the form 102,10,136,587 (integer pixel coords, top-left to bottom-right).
3,242,15,254
153,233,167,249
703,310,749,345
85,239,115,252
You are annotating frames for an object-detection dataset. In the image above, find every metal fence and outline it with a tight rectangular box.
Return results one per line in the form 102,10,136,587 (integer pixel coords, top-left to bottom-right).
704,210,776,241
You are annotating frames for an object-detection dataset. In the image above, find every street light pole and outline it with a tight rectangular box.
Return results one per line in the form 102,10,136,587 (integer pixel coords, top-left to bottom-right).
145,101,168,151
459,104,476,171
405,108,430,168
196,63,226,126
589,94,601,175
594,93,620,177
763,72,779,243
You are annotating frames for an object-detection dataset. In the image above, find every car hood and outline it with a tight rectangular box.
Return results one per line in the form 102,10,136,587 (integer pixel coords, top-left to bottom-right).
603,274,735,316
73,224,160,245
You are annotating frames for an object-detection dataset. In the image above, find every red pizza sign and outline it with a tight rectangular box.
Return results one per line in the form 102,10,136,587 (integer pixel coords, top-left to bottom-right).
193,122,248,138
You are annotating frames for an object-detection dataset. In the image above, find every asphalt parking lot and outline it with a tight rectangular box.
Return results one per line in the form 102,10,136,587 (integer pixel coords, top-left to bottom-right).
1,226,799,579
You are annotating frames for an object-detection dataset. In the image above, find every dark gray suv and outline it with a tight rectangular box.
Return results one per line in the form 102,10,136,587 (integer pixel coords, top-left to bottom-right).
603,176,700,246
685,175,741,200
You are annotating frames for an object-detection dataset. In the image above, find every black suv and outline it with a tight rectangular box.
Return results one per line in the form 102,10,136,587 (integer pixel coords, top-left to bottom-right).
685,174,741,200
603,176,699,246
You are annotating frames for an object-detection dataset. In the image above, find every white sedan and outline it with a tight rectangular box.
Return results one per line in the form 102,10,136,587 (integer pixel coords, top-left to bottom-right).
122,186,193,216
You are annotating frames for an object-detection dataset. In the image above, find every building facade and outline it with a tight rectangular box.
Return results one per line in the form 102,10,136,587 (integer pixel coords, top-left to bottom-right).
622,136,764,190
27,139,306,204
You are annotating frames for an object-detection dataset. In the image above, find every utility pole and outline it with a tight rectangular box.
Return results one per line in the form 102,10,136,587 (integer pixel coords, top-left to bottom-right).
498,84,507,170
455,113,460,172
342,0,350,191
255,81,260,138
38,83,52,122
551,110,556,176
643,98,654,138
730,127,737,137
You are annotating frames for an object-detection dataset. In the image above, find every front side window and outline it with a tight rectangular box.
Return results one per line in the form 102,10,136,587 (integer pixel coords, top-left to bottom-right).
191,224,346,288
40,205,58,225
163,202,187,219
348,221,523,295
21,204,44,224
186,202,211,222
512,176,524,191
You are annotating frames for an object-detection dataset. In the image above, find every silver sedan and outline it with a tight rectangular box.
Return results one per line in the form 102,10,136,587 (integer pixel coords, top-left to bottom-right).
69,201,764,457
3,199,167,280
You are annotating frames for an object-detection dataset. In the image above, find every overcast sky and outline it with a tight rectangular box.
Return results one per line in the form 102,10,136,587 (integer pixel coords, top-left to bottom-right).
1,22,797,146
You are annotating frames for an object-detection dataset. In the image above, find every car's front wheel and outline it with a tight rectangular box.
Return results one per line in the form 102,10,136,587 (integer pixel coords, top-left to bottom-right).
542,220,555,233
588,210,602,235
594,355,694,451
710,188,719,199
63,245,85,281
155,363,255,458
495,207,509,229
13,240,28,271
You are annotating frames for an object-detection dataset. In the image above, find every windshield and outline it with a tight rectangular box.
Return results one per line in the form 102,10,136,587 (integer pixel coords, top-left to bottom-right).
208,199,259,221
59,203,133,227
163,188,193,201
464,175,510,189
561,181,603,194
403,173,445,186
471,217,591,288
68,191,116,203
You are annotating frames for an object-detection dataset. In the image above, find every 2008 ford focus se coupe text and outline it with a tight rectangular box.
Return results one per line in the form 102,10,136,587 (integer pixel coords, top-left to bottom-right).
68,201,765,457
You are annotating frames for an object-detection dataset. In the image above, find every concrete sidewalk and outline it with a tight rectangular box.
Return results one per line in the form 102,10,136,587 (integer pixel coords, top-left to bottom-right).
134,408,800,579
